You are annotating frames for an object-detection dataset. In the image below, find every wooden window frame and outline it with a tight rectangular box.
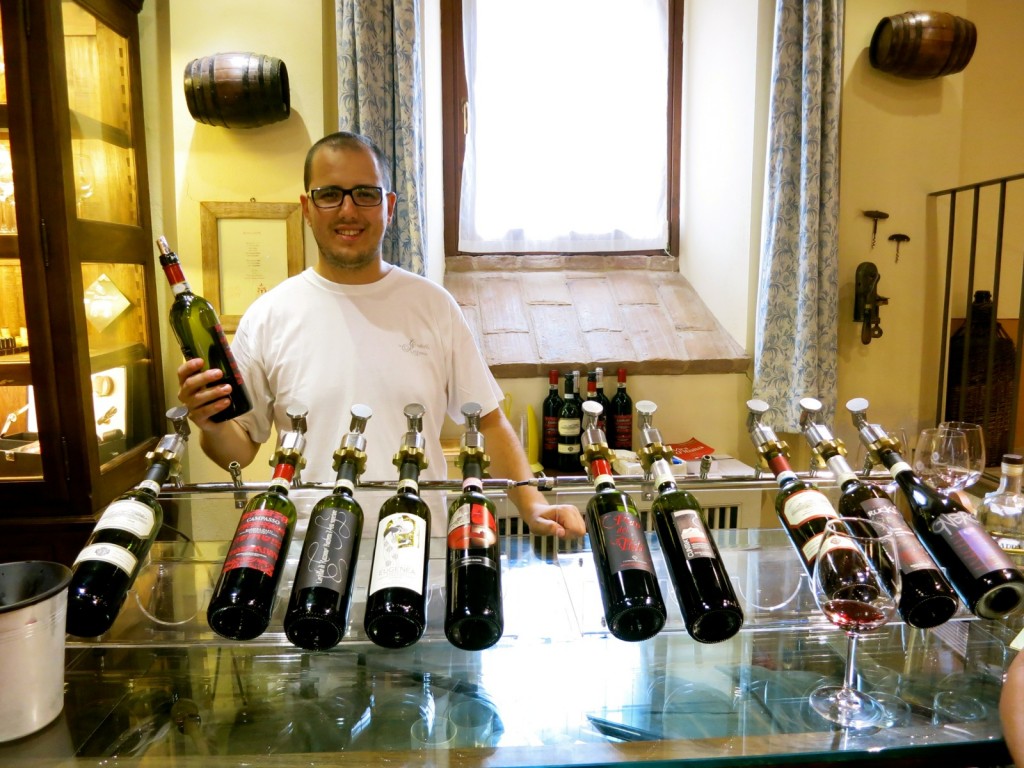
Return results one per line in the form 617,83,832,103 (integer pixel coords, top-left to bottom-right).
439,0,684,258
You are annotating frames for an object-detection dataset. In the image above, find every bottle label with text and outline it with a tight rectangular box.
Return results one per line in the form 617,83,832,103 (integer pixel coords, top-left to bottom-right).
780,488,838,527
932,510,1018,577
672,509,715,560
93,499,157,539
600,508,656,575
223,508,290,577
293,505,360,593
74,543,138,576
447,501,498,573
369,512,427,595
859,496,935,573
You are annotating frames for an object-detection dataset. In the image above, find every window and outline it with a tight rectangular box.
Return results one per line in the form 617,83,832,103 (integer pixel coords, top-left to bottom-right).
441,0,683,256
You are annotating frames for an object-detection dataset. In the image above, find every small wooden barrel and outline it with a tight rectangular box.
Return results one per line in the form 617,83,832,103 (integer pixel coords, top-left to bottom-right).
183,52,290,129
870,11,977,79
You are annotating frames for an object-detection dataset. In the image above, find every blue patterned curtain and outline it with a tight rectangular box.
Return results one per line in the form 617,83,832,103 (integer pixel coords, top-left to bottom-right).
752,0,844,430
336,0,426,274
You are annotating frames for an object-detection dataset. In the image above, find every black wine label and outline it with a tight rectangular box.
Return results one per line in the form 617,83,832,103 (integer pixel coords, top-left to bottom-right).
223,508,290,577
601,510,655,574
932,510,1017,577
293,505,360,592
671,509,715,560
859,497,934,573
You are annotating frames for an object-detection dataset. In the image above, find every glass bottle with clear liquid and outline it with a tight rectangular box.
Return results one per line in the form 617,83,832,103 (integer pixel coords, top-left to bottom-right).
978,453,1024,566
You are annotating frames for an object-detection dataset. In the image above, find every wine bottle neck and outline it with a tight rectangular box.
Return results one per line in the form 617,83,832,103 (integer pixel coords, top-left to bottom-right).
333,461,358,495
397,459,421,494
268,459,298,493
589,457,615,490
996,467,1024,494
650,458,677,494
766,452,794,479
878,448,913,478
825,454,858,486
461,459,483,492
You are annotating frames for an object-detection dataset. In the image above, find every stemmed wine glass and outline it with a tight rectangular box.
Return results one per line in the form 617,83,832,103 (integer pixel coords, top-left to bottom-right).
915,427,969,495
939,421,985,489
809,517,901,729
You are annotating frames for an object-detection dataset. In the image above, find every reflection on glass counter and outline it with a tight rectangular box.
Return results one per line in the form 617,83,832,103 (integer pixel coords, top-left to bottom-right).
1,487,1013,766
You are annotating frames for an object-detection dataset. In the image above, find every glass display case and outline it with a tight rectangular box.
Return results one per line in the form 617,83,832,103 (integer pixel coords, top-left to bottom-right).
2,482,1017,766
0,0,164,559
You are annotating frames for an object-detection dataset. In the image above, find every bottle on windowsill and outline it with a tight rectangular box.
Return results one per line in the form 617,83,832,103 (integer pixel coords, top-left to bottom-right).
745,399,840,577
444,402,504,651
207,405,308,640
635,399,743,643
541,369,563,472
157,236,252,422
66,406,191,638
363,403,432,649
284,404,373,651
557,370,583,474
848,397,1024,620
609,367,633,451
797,397,958,629
581,399,666,641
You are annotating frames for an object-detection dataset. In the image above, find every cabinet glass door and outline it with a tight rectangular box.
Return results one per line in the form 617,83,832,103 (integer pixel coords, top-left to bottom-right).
62,1,138,227
0,14,39,482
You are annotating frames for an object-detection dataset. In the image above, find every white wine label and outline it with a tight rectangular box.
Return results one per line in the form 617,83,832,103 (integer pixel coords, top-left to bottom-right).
888,461,913,477
557,418,581,436
74,543,137,576
671,509,715,560
802,531,826,562
780,489,837,527
398,478,420,495
558,442,581,455
93,499,157,538
860,497,934,572
223,508,290,577
334,478,356,495
817,532,860,558
293,505,361,593
932,510,1017,577
368,512,427,595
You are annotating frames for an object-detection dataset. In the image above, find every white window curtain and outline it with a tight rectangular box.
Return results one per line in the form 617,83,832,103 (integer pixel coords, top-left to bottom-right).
459,0,669,253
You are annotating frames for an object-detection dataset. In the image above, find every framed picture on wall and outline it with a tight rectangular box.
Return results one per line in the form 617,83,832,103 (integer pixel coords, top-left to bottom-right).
200,200,304,332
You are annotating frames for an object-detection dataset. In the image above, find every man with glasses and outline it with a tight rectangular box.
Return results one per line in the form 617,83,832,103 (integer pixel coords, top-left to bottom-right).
176,131,584,539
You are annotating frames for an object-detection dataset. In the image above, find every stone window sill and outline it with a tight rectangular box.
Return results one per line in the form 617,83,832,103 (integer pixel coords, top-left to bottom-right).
444,255,750,378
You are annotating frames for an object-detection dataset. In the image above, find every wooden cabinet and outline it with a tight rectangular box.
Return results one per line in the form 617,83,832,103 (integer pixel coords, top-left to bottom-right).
0,0,164,562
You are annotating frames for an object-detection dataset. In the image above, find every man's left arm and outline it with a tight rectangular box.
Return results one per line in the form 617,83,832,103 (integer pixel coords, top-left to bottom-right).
478,408,586,539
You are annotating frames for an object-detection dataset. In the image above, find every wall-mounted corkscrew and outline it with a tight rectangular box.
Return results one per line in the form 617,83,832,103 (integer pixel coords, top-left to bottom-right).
854,262,888,344
864,210,889,248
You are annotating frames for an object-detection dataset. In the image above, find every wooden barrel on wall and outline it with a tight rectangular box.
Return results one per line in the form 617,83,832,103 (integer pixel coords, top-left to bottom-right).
870,11,977,79
183,52,290,129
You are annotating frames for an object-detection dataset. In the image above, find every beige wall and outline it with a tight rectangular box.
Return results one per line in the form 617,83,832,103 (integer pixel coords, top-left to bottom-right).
140,0,1024,482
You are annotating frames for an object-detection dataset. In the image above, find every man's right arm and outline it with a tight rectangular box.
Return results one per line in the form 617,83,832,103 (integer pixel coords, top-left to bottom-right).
177,358,261,470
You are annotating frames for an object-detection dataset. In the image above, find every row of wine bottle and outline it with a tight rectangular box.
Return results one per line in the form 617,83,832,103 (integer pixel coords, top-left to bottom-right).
543,367,634,473
747,397,1024,628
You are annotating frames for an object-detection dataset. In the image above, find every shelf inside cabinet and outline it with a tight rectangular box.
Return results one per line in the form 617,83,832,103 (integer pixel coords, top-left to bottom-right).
0,352,29,386
0,235,16,259
89,340,149,371
69,109,131,149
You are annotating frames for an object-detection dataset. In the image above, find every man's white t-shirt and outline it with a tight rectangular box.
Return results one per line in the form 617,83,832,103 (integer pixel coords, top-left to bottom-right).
230,267,503,485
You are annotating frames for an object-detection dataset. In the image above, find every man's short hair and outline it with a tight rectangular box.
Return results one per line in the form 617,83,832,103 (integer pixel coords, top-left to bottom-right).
303,131,393,192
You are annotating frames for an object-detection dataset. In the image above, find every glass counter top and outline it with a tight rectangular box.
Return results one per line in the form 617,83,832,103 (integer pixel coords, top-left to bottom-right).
1,488,1018,766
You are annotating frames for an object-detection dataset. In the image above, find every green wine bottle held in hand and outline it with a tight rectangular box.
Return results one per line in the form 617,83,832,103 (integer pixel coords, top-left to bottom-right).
208,405,308,640
157,236,252,422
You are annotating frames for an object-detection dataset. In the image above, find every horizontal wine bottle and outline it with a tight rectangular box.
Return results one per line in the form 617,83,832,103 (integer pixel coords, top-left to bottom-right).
581,400,666,642
157,236,252,423
746,399,839,576
797,397,958,629
848,398,1024,620
636,400,742,643
444,402,504,650
207,405,308,640
363,404,431,649
66,407,190,638
284,404,372,651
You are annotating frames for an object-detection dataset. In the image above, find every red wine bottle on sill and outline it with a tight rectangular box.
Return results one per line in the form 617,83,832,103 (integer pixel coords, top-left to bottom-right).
609,367,633,451
586,370,608,434
557,370,583,473
636,400,743,643
541,369,563,471
207,405,308,640
157,236,251,422
848,398,1024,620
797,398,958,629
581,400,666,642
284,404,372,651
444,402,504,651
66,407,191,638
745,399,840,577
364,404,431,649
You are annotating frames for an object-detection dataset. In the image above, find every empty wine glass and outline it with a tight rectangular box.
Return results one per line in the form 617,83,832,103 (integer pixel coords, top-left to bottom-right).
808,517,900,729
939,421,985,488
915,427,969,495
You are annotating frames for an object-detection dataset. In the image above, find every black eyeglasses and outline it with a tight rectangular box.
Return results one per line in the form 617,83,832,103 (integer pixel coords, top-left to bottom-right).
308,185,384,209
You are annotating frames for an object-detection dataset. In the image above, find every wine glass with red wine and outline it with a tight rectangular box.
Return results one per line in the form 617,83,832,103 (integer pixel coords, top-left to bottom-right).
808,517,901,729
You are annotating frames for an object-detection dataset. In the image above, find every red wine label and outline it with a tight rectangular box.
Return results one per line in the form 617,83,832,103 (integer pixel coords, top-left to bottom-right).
74,543,137,576
212,322,247,387
447,501,498,572
223,508,290,577
611,415,632,449
931,510,1017,577
600,510,655,574
543,416,558,451
94,499,156,538
859,497,935,573
369,512,426,595
292,505,360,593
671,509,715,560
